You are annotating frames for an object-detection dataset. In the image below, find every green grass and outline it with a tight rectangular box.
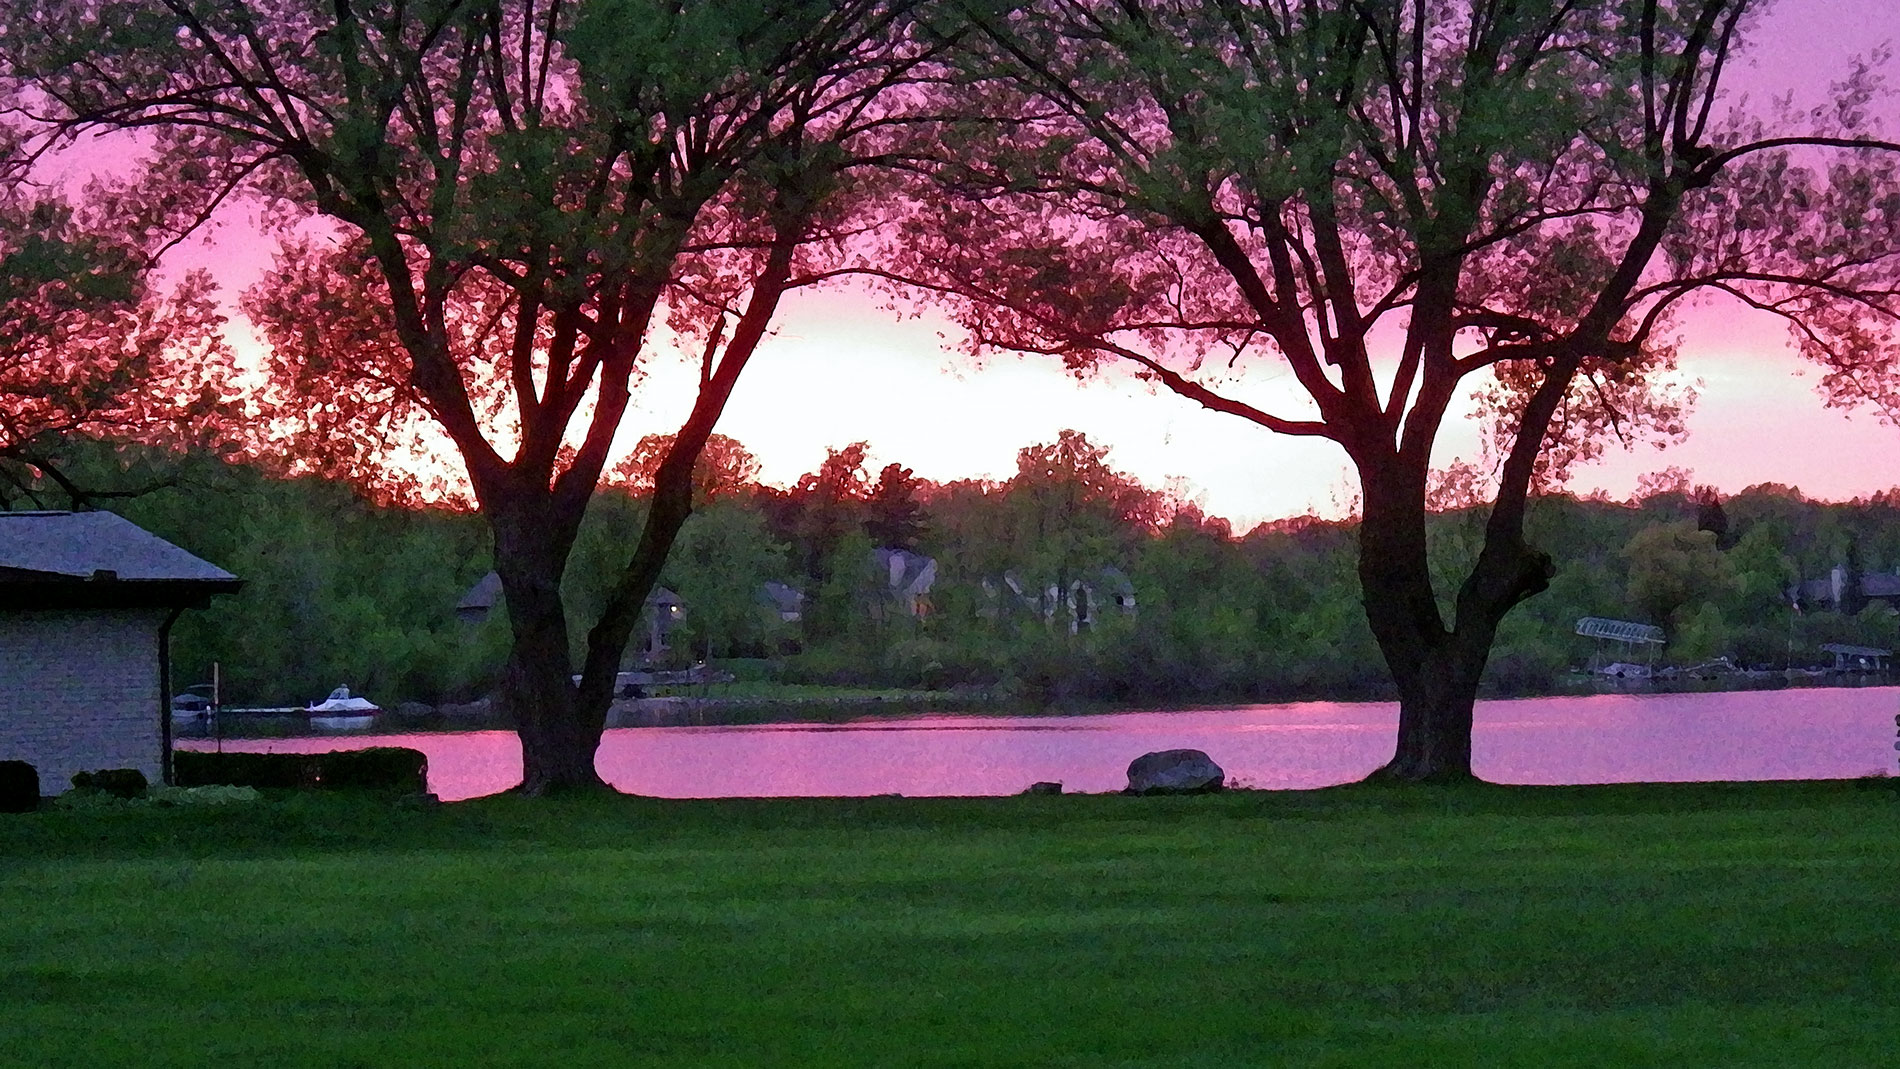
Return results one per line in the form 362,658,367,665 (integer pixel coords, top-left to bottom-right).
4,781,1898,1066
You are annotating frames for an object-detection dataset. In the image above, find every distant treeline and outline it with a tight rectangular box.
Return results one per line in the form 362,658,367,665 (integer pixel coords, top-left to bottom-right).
27,437,1900,707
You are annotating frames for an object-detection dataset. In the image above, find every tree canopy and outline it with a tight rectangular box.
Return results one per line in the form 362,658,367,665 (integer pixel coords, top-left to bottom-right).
0,123,229,505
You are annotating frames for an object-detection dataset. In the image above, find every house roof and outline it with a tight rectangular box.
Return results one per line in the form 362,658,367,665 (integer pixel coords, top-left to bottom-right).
874,547,936,597
1863,573,1900,598
759,580,804,613
0,510,240,609
1575,617,1666,644
455,570,681,617
456,571,503,613
1791,570,1900,604
1794,578,1833,602
1092,565,1135,596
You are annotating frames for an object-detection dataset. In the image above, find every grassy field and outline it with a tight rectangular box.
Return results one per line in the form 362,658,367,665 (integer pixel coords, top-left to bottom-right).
4,781,1897,1066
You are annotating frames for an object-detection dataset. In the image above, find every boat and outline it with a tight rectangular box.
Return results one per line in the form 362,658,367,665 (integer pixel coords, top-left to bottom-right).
1596,661,1651,680
307,685,379,728
170,693,212,720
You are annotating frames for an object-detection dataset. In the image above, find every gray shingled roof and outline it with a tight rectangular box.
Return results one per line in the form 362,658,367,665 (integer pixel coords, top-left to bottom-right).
456,570,503,613
1864,573,1900,598
759,580,804,614
0,511,237,582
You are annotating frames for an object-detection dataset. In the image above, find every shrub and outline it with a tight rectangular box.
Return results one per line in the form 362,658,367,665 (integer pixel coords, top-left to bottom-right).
174,751,315,790
0,760,38,813
317,748,428,793
70,768,149,799
173,748,427,793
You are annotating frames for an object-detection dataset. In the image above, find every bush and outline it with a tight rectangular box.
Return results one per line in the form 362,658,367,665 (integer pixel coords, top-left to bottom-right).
0,760,39,813
174,751,315,790
70,768,149,799
174,748,427,793
317,748,427,793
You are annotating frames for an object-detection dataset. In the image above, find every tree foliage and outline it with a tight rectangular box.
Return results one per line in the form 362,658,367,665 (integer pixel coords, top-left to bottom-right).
608,432,762,504
1622,520,1734,626
0,126,230,505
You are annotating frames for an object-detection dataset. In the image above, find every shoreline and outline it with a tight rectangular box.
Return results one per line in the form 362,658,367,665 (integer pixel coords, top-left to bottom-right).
171,672,1899,741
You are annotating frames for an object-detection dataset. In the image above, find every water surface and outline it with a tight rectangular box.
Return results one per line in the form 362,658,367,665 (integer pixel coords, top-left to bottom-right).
178,686,1899,802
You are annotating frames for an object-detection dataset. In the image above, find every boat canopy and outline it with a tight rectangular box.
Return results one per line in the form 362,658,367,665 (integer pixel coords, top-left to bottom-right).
1575,617,1665,645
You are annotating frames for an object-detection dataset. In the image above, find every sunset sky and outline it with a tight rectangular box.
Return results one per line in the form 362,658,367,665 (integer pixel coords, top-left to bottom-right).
157,0,1899,528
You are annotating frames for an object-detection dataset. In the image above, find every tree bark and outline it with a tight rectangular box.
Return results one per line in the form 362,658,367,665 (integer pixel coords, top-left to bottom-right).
1356,461,1553,784
488,489,609,795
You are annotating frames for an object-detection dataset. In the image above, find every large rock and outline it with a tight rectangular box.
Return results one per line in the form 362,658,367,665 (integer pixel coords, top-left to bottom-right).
1125,749,1225,795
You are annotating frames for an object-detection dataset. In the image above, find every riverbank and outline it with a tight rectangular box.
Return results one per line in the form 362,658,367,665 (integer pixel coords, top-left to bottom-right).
467,669,1900,728
179,666,1895,738
5,781,1897,1064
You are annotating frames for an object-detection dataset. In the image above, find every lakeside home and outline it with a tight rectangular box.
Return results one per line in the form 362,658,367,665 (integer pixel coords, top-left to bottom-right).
0,511,240,789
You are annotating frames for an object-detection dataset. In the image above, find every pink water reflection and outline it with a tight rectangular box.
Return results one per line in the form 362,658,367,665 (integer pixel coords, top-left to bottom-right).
178,686,1900,801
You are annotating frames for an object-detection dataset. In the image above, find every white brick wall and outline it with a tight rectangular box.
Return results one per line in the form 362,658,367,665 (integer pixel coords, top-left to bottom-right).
0,608,168,792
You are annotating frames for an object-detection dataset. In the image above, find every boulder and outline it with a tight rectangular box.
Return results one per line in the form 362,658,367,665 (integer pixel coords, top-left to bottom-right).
1125,749,1225,795
1022,781,1063,796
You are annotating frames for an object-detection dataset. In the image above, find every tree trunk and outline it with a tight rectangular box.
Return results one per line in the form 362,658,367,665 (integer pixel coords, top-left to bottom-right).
489,495,608,795
1372,627,1490,783
1355,463,1551,784
1356,494,1480,783
511,645,607,795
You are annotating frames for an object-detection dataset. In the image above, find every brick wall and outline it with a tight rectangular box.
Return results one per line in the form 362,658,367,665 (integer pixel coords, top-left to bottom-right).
0,608,168,792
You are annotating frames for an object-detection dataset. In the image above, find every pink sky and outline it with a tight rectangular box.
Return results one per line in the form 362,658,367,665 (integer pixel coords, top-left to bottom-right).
148,0,1900,526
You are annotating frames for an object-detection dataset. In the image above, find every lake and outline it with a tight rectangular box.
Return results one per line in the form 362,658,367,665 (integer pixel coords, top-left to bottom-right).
176,686,1900,802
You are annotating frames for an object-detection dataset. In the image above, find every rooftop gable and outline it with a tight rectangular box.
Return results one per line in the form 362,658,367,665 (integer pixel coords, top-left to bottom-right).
0,511,237,583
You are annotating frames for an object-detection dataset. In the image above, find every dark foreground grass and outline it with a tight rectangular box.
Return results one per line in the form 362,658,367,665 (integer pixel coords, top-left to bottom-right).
3,781,1898,1067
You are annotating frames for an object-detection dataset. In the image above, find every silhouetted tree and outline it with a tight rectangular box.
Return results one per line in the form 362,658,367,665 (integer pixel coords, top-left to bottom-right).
896,0,1900,780
786,442,874,582
608,433,762,505
1693,484,1730,547
1841,536,1868,616
864,462,928,549
4,0,939,791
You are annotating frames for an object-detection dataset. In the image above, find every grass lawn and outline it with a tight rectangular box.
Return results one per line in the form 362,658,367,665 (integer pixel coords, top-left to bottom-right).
3,781,1897,1066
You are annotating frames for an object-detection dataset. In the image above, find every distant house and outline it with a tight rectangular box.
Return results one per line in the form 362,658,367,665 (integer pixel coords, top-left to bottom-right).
981,565,1137,633
644,586,683,658
454,569,684,659
0,511,240,790
980,572,1041,620
1818,643,1891,672
1054,566,1137,633
454,571,504,623
873,547,937,618
759,581,804,623
1790,566,1900,614
1864,573,1900,610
